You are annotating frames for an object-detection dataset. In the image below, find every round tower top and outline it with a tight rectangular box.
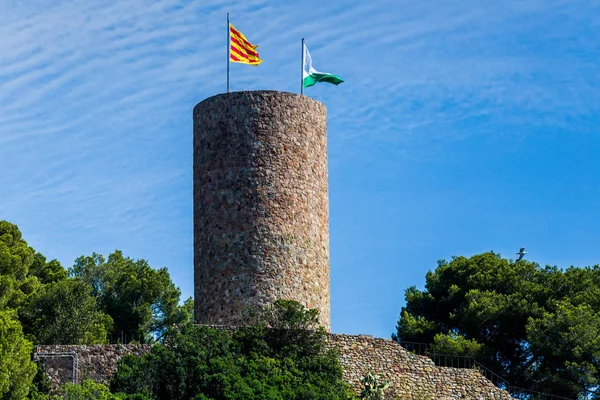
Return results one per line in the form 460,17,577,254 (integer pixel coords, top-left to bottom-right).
193,90,326,115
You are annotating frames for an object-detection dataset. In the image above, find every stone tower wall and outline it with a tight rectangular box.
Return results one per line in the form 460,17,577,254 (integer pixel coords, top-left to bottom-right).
193,91,331,329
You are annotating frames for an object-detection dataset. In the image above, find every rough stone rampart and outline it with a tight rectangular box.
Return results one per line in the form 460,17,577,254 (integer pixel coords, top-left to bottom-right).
327,334,513,400
34,344,150,388
34,334,513,399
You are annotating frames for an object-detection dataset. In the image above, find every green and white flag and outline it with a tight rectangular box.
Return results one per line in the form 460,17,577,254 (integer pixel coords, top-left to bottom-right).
302,43,344,88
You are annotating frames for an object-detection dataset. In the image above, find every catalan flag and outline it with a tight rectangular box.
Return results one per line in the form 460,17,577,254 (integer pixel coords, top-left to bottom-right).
229,23,262,66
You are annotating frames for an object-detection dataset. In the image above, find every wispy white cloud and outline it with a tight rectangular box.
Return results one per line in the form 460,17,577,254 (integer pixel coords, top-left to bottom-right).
1,0,599,335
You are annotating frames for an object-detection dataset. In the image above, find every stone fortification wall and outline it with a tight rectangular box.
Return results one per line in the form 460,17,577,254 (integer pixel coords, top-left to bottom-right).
34,344,150,387
34,334,513,399
327,334,513,400
193,91,331,329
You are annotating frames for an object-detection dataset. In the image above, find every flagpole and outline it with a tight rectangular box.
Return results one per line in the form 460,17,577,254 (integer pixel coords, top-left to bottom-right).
227,13,230,93
300,38,304,95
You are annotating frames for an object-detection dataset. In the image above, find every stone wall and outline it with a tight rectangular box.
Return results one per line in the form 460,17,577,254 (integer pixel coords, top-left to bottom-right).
34,334,513,399
327,334,513,400
34,344,150,388
193,91,331,329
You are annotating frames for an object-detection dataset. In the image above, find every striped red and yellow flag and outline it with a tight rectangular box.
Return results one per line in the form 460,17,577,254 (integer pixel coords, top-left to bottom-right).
229,23,263,66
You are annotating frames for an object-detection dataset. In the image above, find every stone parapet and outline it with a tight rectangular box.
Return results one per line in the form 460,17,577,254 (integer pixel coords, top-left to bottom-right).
327,334,513,399
34,334,513,399
33,344,150,388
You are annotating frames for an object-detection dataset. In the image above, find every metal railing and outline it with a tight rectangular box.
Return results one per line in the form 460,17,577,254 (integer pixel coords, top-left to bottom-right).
396,341,574,400
108,331,145,344
395,341,430,356
427,353,510,390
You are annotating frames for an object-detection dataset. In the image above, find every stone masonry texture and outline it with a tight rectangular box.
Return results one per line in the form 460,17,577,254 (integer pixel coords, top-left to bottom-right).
34,335,514,399
327,334,514,400
193,91,331,330
33,345,150,389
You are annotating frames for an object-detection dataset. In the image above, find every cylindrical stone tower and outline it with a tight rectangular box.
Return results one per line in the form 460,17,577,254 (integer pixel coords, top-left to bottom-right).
193,90,330,330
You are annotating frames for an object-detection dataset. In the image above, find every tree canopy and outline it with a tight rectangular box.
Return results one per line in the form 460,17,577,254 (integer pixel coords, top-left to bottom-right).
393,251,600,399
70,251,185,342
0,310,36,399
109,300,355,400
0,220,37,310
0,220,190,347
19,279,112,345
0,220,193,398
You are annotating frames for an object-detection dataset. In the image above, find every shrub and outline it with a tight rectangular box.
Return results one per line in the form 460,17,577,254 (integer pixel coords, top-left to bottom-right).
111,300,356,400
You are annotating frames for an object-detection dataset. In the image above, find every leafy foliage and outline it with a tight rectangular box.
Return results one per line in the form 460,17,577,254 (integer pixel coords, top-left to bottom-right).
0,220,71,319
429,332,482,357
62,379,151,400
0,221,200,397
0,220,190,348
245,299,326,359
110,300,356,400
70,251,183,342
0,220,37,310
19,279,112,344
394,251,600,398
0,310,36,400
28,253,68,285
28,362,54,400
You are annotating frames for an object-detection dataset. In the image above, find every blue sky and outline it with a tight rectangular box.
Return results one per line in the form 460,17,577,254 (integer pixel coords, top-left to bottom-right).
1,0,599,339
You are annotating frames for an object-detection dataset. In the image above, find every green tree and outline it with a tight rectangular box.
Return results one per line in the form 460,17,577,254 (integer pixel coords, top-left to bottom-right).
243,299,327,359
0,310,36,399
27,362,54,400
393,252,600,398
0,221,67,314
0,221,35,310
526,300,600,396
19,279,112,344
70,251,183,342
62,379,150,400
110,300,356,400
28,253,67,285
429,332,482,357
